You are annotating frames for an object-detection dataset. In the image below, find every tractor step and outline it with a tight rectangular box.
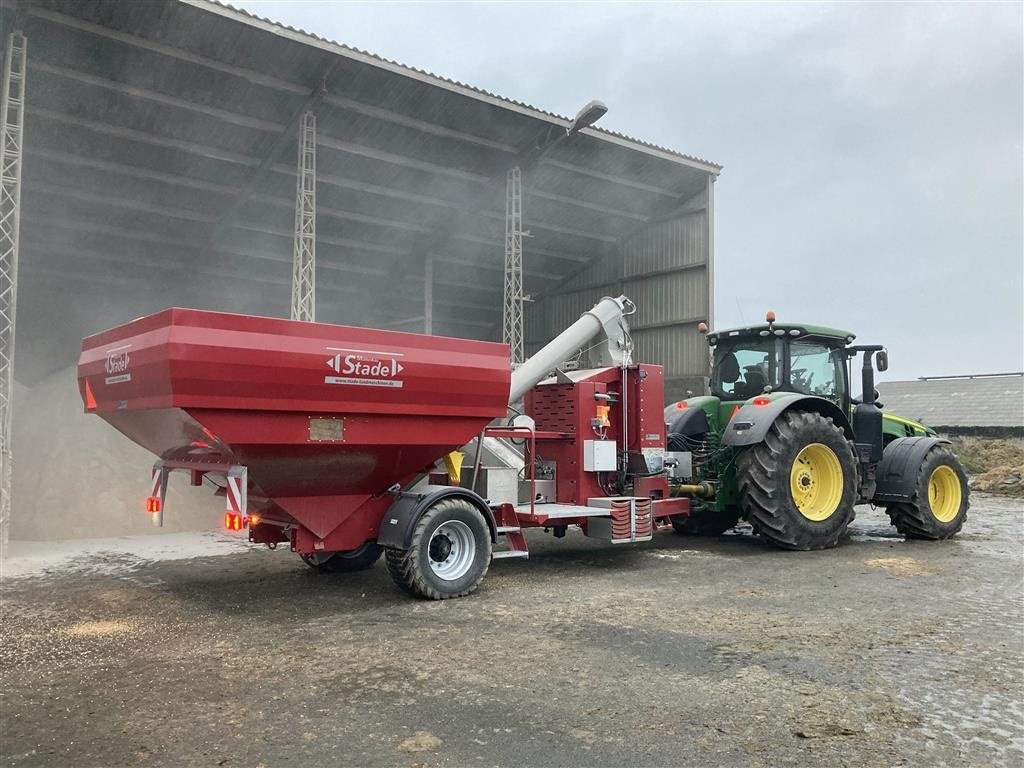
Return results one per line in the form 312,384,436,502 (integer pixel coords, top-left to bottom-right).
492,550,529,560
495,525,521,533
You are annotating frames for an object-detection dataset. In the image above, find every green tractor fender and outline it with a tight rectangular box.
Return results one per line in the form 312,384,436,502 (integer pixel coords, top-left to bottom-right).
872,436,952,504
720,394,854,447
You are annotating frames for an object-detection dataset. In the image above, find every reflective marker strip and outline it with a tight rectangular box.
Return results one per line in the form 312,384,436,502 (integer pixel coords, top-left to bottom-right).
225,467,248,515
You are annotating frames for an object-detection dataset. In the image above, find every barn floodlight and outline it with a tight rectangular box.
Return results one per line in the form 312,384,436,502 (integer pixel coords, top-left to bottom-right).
568,100,608,135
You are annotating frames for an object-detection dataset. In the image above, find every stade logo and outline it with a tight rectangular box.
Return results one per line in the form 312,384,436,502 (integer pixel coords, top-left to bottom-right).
105,351,130,374
326,351,404,388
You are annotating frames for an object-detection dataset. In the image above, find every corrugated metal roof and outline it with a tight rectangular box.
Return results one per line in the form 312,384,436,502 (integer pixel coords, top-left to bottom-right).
196,0,723,174
2,0,720,383
878,375,1024,429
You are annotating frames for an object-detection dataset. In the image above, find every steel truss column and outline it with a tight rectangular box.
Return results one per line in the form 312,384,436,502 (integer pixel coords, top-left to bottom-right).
424,257,433,335
502,166,524,365
0,31,26,558
291,110,316,322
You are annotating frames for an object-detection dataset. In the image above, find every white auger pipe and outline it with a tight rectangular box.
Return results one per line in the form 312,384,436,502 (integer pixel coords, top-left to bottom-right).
508,295,633,405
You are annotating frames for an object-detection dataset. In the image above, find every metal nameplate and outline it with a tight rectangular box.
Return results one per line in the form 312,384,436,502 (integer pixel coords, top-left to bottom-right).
309,417,344,442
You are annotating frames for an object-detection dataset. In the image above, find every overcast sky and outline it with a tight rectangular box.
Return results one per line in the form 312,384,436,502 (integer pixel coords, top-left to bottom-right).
237,0,1022,382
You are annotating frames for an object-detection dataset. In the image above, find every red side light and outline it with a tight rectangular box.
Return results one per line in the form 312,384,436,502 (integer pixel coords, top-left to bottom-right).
753,397,771,407
675,401,688,410
224,512,247,531
84,380,97,410
146,497,161,513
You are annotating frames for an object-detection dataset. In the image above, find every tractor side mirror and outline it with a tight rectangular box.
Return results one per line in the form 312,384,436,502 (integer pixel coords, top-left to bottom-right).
875,350,889,372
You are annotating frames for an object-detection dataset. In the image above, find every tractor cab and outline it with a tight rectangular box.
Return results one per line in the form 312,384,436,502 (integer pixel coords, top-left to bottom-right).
708,320,853,409
700,314,934,445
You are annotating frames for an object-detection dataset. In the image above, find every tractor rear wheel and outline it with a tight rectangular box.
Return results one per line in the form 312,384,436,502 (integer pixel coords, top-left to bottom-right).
671,507,741,536
737,410,858,550
301,542,383,573
886,446,969,539
385,498,492,599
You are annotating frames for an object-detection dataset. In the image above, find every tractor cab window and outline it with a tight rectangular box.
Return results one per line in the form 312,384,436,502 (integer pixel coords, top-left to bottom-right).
711,339,782,400
786,340,845,401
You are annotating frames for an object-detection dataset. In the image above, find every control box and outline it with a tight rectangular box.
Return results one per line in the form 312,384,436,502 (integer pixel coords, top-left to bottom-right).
583,440,617,472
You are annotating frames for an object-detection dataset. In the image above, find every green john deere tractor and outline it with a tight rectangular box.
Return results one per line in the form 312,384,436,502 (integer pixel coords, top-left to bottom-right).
664,313,969,550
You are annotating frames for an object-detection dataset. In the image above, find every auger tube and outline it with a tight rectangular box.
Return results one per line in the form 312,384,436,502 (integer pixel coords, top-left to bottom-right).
508,295,632,405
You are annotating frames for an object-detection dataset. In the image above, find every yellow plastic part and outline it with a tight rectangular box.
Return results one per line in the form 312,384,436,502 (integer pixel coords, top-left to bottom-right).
443,451,464,485
790,443,844,521
928,465,962,523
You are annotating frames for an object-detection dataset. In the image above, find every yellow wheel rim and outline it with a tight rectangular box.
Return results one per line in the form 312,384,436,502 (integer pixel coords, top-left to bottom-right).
790,443,844,521
928,465,962,523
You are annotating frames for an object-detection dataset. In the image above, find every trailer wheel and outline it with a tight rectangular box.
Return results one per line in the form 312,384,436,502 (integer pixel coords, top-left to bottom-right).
300,542,383,573
886,446,969,539
737,410,857,550
670,507,740,536
385,498,492,600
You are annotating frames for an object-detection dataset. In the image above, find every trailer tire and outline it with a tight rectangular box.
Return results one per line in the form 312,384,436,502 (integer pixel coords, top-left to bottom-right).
885,446,969,540
737,410,857,550
385,498,492,600
670,507,740,536
300,542,383,573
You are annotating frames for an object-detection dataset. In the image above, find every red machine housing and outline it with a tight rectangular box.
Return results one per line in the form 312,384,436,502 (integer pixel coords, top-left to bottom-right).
524,365,668,503
78,308,510,550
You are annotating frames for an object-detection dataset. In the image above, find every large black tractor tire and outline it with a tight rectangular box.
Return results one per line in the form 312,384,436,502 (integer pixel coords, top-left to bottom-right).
301,542,383,573
671,507,741,536
885,446,969,539
385,498,492,600
737,410,858,551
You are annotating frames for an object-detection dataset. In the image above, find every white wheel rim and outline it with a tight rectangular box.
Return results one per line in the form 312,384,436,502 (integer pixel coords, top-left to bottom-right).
428,520,475,581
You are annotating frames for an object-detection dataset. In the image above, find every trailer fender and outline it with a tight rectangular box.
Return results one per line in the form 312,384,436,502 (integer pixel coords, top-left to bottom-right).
377,485,497,550
721,394,853,447
871,436,952,503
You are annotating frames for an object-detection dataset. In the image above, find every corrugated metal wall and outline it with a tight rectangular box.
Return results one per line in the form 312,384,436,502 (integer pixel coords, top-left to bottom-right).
525,185,712,403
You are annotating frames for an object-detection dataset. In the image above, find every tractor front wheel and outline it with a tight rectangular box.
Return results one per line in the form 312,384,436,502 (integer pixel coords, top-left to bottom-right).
737,410,858,550
385,498,492,599
886,446,969,539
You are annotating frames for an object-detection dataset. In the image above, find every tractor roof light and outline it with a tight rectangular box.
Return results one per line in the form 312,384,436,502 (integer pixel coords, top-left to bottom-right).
697,321,708,334
765,310,777,324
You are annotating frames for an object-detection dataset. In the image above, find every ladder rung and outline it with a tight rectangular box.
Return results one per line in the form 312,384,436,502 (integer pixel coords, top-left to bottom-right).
492,550,529,560
495,525,520,533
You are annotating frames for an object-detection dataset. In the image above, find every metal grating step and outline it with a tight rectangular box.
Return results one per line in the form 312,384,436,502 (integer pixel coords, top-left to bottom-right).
492,550,529,560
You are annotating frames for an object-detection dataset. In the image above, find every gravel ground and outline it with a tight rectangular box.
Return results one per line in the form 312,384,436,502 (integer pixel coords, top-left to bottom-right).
1,495,1021,768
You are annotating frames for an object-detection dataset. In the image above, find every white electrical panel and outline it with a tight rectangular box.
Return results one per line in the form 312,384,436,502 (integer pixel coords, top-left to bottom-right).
583,440,617,472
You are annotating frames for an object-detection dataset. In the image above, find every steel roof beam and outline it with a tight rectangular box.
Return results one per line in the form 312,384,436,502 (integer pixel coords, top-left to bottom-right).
26,140,594,263
21,240,499,312
30,60,285,133
25,146,238,195
539,159,681,199
28,106,261,168
26,6,514,154
26,8,684,199
27,108,611,249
